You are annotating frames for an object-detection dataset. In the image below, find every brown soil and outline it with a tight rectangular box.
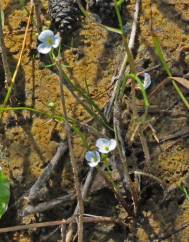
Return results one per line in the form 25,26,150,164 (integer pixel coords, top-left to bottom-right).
0,0,189,241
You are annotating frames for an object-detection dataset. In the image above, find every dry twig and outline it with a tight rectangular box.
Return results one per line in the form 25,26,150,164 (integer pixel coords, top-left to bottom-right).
57,61,84,242
27,142,68,201
32,0,42,33
0,4,11,85
0,215,126,234
65,168,95,242
139,130,151,169
22,193,75,217
113,102,139,215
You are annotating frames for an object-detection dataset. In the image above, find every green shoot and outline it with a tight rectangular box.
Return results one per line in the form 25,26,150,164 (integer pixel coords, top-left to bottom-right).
126,73,150,111
180,184,189,201
152,35,189,109
0,169,10,219
0,9,4,28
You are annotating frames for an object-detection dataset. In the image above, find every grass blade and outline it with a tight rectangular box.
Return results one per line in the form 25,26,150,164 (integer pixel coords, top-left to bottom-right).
127,73,150,110
152,35,172,77
152,34,189,109
0,169,10,219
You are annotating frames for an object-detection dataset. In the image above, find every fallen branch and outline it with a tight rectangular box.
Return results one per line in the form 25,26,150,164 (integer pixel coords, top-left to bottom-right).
159,126,189,143
22,193,75,217
27,142,68,201
0,215,125,234
65,168,95,242
157,221,189,241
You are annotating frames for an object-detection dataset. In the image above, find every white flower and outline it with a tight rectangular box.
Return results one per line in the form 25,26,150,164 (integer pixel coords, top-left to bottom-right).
0,165,2,171
96,138,117,154
137,72,151,90
85,151,101,167
143,72,151,89
37,30,61,54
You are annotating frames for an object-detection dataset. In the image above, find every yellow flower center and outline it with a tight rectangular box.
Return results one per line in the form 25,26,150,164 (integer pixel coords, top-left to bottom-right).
47,38,53,46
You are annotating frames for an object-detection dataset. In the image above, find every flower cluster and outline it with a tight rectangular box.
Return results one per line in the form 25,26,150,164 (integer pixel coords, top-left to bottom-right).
37,30,61,54
85,138,117,167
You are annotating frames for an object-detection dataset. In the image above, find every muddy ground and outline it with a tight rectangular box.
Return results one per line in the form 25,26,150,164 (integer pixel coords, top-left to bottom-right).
0,0,189,241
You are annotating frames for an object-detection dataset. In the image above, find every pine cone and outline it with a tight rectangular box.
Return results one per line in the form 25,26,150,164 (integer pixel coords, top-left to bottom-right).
48,0,81,34
48,0,124,34
88,0,116,24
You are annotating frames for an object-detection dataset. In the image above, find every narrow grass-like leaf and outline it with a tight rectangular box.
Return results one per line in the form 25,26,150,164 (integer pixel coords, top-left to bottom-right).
170,77,189,90
60,69,112,130
0,169,10,219
114,0,124,33
152,35,172,77
116,0,125,7
180,185,189,201
152,35,189,109
127,73,150,110
0,9,4,28
171,80,189,109
102,25,122,35
43,63,56,68
0,106,65,122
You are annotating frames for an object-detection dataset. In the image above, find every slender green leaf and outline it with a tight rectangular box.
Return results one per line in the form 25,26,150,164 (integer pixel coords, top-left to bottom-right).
127,73,150,110
153,35,189,109
116,0,125,7
102,25,122,35
152,35,171,77
0,9,4,28
0,169,10,219
59,69,112,131
171,80,189,109
170,77,189,90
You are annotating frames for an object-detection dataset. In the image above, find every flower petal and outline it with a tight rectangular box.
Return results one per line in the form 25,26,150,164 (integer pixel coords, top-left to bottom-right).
96,138,109,149
109,139,117,151
143,72,151,89
85,151,100,167
37,43,52,54
38,30,54,42
52,33,61,48
96,138,111,153
98,148,109,154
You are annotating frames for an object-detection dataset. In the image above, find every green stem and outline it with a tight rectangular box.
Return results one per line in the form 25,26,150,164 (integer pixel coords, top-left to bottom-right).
52,56,112,131
114,0,136,73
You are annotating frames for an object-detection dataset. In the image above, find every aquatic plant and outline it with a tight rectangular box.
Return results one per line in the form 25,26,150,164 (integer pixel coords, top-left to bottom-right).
0,167,10,219
85,151,101,167
85,138,117,166
37,29,61,54
96,138,117,154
